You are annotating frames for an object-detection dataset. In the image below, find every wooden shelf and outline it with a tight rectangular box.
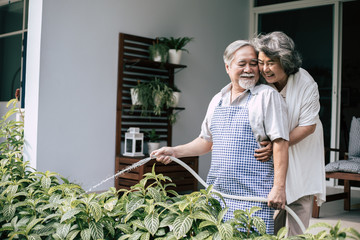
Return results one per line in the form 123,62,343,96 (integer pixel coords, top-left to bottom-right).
124,58,187,69
114,32,199,192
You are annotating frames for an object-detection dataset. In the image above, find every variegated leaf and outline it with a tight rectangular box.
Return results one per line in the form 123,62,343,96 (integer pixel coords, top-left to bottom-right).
173,214,193,239
41,176,51,189
43,213,61,223
213,231,221,240
55,223,71,239
144,212,159,235
191,230,211,240
131,219,147,230
102,220,115,237
3,204,16,221
89,201,102,222
249,206,262,216
252,216,266,235
190,211,216,223
89,221,104,239
218,223,233,239
159,214,176,228
27,234,42,240
80,228,91,240
8,184,19,195
33,225,55,236
140,232,150,240
216,207,228,223
115,223,133,234
66,230,80,240
277,227,288,239
118,234,131,240
178,201,191,212
146,187,161,202
128,230,142,240
127,198,144,213
60,209,80,223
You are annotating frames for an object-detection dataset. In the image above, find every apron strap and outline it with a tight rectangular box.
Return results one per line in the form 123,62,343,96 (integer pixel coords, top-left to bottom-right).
218,90,252,107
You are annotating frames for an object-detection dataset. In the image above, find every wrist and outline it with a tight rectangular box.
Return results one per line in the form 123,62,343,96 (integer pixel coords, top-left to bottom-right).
272,184,285,191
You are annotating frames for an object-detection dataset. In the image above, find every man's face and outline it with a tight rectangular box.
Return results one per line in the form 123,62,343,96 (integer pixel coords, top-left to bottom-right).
225,45,259,90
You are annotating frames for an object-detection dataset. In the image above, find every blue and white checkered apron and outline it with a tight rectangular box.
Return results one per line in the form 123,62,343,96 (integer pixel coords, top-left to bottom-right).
207,93,274,234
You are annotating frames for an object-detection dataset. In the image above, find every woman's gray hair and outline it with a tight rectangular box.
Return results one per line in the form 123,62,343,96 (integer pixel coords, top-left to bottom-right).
223,40,256,66
252,31,302,75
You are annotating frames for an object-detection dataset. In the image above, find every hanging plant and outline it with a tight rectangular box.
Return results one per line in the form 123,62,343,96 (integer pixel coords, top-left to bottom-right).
131,77,178,124
149,38,169,63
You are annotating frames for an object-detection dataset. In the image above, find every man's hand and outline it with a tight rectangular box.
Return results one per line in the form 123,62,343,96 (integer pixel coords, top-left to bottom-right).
267,186,286,210
151,147,176,165
254,141,273,162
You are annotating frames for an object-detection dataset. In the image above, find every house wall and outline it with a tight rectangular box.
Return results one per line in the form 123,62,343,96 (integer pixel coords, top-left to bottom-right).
24,0,250,191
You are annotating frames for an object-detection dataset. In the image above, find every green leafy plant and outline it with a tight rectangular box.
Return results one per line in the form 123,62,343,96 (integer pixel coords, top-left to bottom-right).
145,129,160,143
131,77,178,124
1,99,360,240
296,221,360,240
149,39,169,63
159,37,194,53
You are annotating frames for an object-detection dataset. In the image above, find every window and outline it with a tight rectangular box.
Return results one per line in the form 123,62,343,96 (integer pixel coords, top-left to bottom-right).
0,0,28,104
254,0,300,7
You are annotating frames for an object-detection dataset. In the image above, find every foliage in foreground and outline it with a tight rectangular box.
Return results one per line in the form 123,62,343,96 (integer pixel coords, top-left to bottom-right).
1,99,360,240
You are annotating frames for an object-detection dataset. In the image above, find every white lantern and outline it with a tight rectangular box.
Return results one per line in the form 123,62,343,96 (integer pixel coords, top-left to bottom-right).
123,127,144,157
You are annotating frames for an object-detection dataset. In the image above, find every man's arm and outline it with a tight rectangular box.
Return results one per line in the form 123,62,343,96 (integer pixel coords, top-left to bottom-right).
152,137,212,164
267,138,288,209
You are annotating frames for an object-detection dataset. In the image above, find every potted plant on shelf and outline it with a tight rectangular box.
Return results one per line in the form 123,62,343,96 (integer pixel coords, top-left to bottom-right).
159,36,194,64
145,128,160,154
130,77,178,123
149,38,169,63
170,84,181,108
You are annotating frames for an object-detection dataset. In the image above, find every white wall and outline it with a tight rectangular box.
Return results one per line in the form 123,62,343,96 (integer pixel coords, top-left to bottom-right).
25,0,250,191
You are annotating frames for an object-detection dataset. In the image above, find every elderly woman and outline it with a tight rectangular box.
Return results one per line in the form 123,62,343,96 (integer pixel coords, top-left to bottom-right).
253,31,326,236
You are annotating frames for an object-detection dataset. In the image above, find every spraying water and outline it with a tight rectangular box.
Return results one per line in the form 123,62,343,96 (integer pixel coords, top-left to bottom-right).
86,156,153,193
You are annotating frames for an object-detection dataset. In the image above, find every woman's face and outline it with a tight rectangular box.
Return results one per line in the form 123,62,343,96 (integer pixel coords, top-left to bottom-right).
258,52,288,86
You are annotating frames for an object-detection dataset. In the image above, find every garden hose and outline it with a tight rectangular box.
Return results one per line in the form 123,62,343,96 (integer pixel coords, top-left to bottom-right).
152,155,306,233
87,155,306,233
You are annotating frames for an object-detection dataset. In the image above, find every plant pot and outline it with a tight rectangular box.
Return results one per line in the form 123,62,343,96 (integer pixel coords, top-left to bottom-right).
171,91,180,107
130,88,141,105
152,52,163,62
147,142,160,154
168,49,182,64
152,50,168,63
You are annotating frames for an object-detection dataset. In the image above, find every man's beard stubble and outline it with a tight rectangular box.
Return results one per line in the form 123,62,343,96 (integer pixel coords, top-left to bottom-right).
238,73,257,89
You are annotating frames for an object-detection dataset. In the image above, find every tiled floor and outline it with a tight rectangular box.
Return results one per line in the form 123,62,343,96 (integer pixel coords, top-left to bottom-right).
307,187,360,234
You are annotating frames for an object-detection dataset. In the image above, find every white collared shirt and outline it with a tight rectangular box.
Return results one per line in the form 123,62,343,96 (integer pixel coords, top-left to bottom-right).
199,83,289,143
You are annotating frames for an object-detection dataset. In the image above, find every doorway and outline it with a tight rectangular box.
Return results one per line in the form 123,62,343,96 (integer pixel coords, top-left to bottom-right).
253,1,360,172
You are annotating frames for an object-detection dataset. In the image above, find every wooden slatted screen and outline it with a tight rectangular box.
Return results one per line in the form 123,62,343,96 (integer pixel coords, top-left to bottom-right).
115,33,186,156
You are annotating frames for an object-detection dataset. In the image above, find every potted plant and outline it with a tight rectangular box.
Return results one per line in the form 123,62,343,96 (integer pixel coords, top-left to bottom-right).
159,36,194,64
148,38,169,63
170,84,181,107
145,128,160,154
130,77,178,123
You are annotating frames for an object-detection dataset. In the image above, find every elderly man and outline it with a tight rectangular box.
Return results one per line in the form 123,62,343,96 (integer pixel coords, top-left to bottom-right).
152,40,289,234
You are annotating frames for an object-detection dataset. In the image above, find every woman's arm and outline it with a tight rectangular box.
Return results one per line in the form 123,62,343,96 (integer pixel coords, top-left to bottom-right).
255,124,316,161
288,124,316,146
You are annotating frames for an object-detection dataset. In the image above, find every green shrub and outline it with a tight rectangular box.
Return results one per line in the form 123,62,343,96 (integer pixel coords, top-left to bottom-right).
1,99,359,240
